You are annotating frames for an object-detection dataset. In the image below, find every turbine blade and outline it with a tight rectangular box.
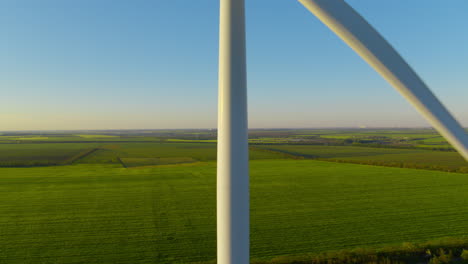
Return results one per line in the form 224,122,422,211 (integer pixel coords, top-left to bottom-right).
298,0,468,161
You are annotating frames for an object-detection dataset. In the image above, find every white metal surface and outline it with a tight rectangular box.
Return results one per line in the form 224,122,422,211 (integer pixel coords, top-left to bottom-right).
298,0,468,161
217,0,249,263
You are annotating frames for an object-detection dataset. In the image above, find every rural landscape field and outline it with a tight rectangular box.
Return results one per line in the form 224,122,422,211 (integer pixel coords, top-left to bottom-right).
1,129,468,264
4,0,468,263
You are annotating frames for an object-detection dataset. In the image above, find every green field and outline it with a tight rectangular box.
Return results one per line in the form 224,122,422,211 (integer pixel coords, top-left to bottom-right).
76,143,288,164
1,130,468,263
257,145,468,172
0,142,288,167
0,128,459,150
120,157,197,167
0,143,99,167
2,160,468,263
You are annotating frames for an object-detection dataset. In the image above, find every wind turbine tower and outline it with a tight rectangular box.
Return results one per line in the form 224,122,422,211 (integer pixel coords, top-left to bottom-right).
216,1,468,264
217,0,249,263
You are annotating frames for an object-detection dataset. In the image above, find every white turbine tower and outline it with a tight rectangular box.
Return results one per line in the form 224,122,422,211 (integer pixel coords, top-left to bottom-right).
216,0,468,263
217,0,249,263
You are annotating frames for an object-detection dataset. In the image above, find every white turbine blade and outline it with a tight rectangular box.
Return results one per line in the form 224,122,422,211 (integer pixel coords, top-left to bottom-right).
298,0,468,161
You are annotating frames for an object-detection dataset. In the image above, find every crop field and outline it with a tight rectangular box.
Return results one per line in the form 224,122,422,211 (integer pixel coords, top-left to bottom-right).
0,129,457,150
76,134,120,138
76,143,288,165
0,142,288,167
319,133,439,139
1,160,468,263
120,157,197,167
257,145,468,172
0,135,165,143
1,129,468,263
0,143,99,167
257,145,421,158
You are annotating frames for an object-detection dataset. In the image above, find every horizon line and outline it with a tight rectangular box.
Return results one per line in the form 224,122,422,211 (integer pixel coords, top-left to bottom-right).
0,126,447,133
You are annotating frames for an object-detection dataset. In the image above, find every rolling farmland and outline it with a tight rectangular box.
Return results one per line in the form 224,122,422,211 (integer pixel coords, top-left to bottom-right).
0,129,467,263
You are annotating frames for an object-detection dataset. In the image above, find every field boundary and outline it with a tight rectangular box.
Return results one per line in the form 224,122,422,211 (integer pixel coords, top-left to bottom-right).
117,157,127,168
68,148,101,164
250,146,308,160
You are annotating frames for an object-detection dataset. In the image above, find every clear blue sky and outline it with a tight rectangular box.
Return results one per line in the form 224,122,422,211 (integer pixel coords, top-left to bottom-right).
1,0,467,130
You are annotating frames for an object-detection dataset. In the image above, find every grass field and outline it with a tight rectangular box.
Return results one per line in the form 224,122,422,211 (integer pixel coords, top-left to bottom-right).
0,135,164,143
0,129,458,150
76,134,120,138
76,143,288,165
120,157,197,167
257,145,468,172
0,142,288,167
1,160,468,263
0,143,99,167
1,129,468,263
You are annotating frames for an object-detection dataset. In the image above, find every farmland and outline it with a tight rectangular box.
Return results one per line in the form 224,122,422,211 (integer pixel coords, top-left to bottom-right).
255,145,468,172
0,143,100,167
0,129,468,263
